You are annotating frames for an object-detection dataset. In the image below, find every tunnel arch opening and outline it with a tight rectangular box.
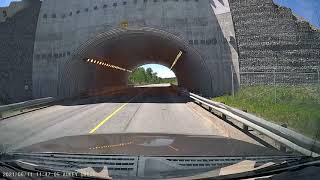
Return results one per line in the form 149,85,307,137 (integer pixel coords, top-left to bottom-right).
59,27,214,98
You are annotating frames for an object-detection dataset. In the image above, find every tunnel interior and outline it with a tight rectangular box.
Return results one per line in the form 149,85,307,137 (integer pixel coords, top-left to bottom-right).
59,28,213,98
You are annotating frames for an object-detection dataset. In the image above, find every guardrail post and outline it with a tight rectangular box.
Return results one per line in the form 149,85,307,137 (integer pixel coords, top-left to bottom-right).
243,124,249,132
221,114,227,121
242,110,249,130
279,124,288,152
279,143,287,152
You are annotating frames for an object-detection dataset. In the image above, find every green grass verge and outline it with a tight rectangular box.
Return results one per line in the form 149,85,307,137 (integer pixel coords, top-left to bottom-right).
213,85,320,140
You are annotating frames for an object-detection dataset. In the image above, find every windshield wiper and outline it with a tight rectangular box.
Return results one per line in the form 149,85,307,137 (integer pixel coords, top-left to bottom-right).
199,156,320,180
254,156,319,172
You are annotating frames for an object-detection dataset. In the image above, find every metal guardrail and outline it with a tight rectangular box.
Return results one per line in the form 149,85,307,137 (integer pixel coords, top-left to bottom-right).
0,97,55,118
187,92,319,157
0,86,136,119
0,86,137,119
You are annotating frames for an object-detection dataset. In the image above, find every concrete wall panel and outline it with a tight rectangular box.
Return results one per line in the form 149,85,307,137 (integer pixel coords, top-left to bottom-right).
0,0,41,104
32,0,238,99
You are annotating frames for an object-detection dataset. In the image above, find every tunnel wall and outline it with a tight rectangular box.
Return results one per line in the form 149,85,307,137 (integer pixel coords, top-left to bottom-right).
0,0,41,104
32,0,239,99
229,0,320,85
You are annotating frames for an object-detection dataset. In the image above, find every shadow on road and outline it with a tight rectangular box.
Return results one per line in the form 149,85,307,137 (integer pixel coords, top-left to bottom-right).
59,86,191,106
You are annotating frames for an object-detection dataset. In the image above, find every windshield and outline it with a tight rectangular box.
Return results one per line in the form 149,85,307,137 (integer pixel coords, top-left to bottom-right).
0,0,319,179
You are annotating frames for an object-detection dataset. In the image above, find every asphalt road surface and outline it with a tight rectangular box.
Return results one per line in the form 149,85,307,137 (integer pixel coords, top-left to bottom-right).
0,86,227,151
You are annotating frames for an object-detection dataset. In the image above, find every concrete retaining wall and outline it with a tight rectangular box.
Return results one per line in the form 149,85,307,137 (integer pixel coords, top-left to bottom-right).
229,0,320,84
0,0,41,104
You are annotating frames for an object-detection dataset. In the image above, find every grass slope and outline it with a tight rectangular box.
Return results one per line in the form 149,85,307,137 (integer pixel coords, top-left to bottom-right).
214,85,320,140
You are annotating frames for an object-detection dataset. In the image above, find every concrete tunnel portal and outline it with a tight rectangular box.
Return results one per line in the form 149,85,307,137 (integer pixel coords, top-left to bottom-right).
58,27,214,98
2,0,242,103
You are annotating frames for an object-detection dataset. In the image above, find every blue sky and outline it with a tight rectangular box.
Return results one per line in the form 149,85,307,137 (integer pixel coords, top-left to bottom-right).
0,0,20,7
1,0,318,77
274,0,319,28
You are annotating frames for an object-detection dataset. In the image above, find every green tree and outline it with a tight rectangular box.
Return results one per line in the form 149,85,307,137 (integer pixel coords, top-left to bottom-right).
128,67,178,85
129,67,147,85
145,68,153,82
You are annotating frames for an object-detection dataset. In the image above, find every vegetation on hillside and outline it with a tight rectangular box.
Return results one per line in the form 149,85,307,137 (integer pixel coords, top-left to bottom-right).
214,85,320,140
128,67,177,85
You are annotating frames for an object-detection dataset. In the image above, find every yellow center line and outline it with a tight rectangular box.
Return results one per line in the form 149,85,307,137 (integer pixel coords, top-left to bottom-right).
89,93,141,134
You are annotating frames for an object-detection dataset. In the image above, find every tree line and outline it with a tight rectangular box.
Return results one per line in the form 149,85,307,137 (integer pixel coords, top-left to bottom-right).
128,67,177,85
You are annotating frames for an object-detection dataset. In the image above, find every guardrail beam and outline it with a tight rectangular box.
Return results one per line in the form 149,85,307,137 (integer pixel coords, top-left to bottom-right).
187,92,319,157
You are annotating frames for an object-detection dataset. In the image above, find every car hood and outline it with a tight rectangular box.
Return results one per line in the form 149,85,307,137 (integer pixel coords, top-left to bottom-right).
15,133,286,156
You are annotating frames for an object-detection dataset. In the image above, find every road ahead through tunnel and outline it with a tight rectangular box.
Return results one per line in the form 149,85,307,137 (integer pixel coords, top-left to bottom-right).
0,85,247,151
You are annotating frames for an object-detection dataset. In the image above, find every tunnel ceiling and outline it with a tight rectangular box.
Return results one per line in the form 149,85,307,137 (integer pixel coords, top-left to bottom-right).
77,28,202,70
60,28,213,98
87,33,181,69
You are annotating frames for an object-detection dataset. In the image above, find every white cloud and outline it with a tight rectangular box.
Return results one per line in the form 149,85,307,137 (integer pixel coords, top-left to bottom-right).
157,70,176,78
141,64,176,78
